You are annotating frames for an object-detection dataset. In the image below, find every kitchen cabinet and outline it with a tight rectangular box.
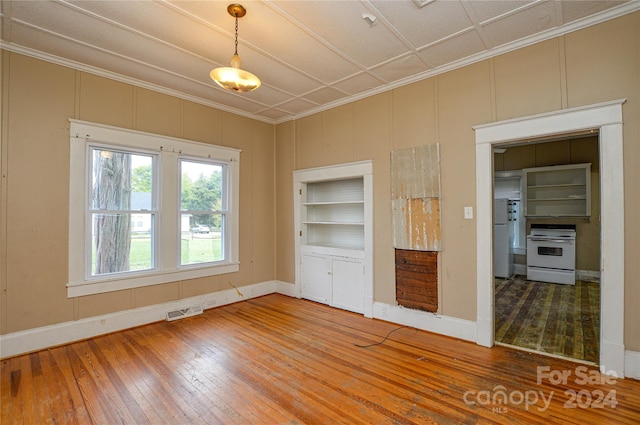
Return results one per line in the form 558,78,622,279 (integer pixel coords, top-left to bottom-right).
523,163,591,217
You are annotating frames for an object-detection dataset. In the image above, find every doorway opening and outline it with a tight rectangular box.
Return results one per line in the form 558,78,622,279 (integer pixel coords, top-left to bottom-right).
474,100,625,377
491,135,601,364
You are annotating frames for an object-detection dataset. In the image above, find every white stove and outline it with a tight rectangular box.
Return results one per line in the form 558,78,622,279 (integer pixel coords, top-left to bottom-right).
526,224,576,285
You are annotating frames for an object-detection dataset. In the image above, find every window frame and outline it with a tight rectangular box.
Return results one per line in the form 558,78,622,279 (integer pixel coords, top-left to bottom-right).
68,119,240,298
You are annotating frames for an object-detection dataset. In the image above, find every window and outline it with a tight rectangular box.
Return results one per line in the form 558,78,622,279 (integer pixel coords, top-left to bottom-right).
180,159,226,266
90,147,156,277
68,120,240,297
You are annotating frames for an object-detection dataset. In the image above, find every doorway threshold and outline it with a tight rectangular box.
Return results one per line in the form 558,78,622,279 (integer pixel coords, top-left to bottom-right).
495,341,598,367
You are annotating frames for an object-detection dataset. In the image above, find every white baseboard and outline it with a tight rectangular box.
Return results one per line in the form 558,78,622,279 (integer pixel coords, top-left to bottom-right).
3,279,638,380
372,302,477,342
275,280,297,297
0,280,279,359
624,350,640,380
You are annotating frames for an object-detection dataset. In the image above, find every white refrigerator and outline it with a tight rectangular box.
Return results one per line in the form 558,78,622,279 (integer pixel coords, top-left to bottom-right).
494,198,513,278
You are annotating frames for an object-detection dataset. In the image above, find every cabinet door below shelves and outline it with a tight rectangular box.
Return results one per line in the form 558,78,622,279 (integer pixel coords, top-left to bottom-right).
332,258,364,314
300,253,331,303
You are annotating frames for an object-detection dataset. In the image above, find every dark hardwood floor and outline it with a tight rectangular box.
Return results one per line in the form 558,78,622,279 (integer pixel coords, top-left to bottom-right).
2,294,639,424
495,277,600,363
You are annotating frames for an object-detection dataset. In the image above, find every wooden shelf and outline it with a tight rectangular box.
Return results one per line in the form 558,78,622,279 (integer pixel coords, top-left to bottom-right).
303,178,365,248
303,201,364,206
523,163,591,217
304,222,364,226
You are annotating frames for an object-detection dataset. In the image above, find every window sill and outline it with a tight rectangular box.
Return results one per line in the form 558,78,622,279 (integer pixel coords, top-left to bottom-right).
67,262,240,298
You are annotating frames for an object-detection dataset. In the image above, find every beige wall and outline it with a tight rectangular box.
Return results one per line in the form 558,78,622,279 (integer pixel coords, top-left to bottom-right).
0,53,275,334
275,13,640,351
2,12,639,354
495,136,601,271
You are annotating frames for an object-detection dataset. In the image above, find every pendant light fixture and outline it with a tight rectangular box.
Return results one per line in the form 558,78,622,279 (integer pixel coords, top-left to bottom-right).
210,4,261,92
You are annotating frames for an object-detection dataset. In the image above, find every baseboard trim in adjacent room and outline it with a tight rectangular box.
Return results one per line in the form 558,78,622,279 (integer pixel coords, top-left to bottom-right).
576,269,601,281
513,264,527,276
0,280,279,359
372,302,477,343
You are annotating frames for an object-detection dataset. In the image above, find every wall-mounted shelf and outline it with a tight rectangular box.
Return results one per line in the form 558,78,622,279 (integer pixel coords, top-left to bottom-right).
523,163,591,217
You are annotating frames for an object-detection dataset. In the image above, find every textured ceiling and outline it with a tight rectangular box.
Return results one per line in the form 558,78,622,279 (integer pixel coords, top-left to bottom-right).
1,0,638,123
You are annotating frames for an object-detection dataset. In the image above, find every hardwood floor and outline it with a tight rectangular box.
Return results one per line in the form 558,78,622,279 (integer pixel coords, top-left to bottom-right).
2,294,639,424
495,277,600,363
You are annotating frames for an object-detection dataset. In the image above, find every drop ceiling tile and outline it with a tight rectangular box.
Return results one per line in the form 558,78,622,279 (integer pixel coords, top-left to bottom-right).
11,1,213,73
371,0,474,48
241,54,323,96
482,1,558,47
232,1,363,83
276,98,319,115
560,0,628,24
203,90,271,114
331,72,387,95
67,0,235,67
253,108,293,121
303,87,350,105
419,30,486,67
464,0,534,24
272,0,411,68
370,54,431,83
232,84,292,108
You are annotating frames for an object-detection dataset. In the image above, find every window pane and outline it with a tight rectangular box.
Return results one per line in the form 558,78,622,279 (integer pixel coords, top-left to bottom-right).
92,213,154,276
180,160,225,266
92,149,153,211
180,160,223,212
181,213,223,265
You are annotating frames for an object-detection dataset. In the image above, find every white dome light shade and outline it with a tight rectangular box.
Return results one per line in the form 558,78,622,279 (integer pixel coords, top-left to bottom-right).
210,54,261,92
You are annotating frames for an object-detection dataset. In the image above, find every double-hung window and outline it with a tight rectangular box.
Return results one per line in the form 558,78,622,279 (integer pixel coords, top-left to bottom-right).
68,120,240,297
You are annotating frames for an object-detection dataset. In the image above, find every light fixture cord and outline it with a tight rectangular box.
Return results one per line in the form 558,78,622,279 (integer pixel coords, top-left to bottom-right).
234,14,239,55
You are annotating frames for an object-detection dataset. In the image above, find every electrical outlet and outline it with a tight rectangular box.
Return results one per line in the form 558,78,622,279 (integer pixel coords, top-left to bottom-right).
464,206,473,219
380,305,388,318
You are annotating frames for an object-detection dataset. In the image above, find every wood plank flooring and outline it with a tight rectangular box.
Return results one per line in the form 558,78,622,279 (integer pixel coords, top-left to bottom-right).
2,294,639,424
495,277,600,363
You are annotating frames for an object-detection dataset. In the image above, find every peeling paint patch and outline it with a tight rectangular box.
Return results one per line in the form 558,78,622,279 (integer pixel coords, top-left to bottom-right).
391,144,441,199
392,198,441,251
391,144,442,251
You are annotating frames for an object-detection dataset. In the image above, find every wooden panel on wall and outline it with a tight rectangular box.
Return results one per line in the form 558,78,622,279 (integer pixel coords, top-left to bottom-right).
391,144,442,251
395,249,438,313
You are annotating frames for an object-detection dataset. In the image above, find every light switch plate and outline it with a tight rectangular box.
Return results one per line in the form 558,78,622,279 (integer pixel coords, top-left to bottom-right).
464,206,473,219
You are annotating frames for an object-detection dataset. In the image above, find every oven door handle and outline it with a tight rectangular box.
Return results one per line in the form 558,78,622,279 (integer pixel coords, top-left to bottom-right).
529,238,573,243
